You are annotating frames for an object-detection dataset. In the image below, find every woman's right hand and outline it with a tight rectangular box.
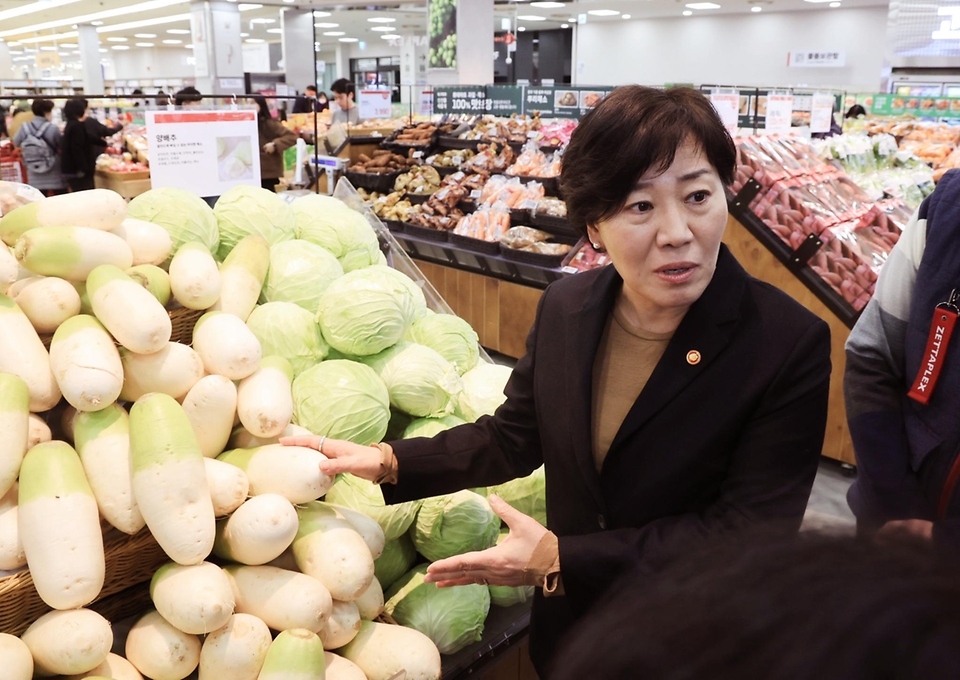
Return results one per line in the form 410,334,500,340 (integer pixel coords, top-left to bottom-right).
279,435,383,482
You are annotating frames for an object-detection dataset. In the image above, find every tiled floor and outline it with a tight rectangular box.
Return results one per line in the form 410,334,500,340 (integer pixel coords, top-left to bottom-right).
802,460,856,533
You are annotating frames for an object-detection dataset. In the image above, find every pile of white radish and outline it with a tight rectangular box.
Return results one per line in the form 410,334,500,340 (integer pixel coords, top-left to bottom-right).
0,187,443,680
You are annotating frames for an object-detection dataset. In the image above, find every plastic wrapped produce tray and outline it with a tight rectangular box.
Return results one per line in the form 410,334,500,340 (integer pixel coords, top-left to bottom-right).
345,169,403,194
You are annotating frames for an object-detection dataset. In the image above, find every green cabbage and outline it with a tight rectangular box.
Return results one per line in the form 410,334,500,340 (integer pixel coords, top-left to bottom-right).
379,344,462,418
456,363,513,422
412,490,500,562
214,185,296,260
292,360,390,445
261,239,344,314
402,415,466,439
489,466,546,526
487,532,535,607
384,564,490,654
245,302,329,376
375,534,419,591
324,473,423,541
127,187,218,258
293,195,380,272
356,341,411,375
364,266,428,323
406,314,480,374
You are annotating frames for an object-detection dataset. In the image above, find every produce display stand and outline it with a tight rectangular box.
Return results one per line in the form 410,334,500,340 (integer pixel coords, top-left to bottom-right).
94,169,152,200
440,602,535,680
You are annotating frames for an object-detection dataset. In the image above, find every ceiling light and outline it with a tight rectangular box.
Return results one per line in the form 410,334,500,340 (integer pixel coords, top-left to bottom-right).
106,37,128,42
371,26,393,31
829,2,841,6
531,1,566,7
561,23,569,28
568,17,577,21
283,0,294,3
60,42,77,47
313,10,331,17
98,47,107,52
518,26,526,31
380,34,401,39
40,46,56,51
241,32,249,37
0,0,82,23
266,28,283,34
683,10,693,15
238,3,263,10
314,22,339,28
135,42,155,46
250,18,275,24
0,0,184,39
134,33,156,38
245,38,265,43
162,39,182,44
167,28,190,34
111,45,130,50
587,9,620,16
339,37,359,42
185,44,192,48
367,17,396,23
8,50,23,54
518,15,547,21
685,2,721,8
622,13,631,18
91,21,103,26
751,5,762,10
323,31,345,36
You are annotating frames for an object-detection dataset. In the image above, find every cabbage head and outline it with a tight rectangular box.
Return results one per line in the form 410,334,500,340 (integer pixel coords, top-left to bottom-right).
384,564,490,655
356,340,411,376
402,414,466,439
375,534,419,590
456,363,513,422
324,473,422,541
214,185,296,260
406,314,480,374
412,490,500,562
127,187,218,258
489,466,546,526
261,239,344,313
317,269,416,356
487,532,535,607
293,360,390,445
379,344,462,418
363,266,428,323
246,301,329,376
293,195,380,272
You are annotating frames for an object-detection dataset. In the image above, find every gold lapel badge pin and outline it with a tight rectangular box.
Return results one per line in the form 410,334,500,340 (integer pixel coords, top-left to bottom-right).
686,350,701,365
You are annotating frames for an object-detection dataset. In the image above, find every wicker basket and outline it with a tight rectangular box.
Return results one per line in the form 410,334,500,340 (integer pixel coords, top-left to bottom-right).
0,528,167,636
39,306,204,350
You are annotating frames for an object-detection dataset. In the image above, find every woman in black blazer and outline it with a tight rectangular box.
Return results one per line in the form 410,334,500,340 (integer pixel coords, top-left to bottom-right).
284,86,831,676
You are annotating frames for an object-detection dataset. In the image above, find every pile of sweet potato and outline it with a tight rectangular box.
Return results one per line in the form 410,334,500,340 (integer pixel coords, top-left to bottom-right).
352,150,419,174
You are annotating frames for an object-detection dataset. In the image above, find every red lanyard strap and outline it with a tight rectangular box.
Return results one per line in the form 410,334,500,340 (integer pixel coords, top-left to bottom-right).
908,291,959,406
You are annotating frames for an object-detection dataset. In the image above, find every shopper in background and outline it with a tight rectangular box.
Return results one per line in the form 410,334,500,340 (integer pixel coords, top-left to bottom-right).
0,108,7,139
317,91,330,112
61,98,106,193
251,94,297,192
155,90,170,107
292,84,321,114
845,169,960,547
330,78,359,125
846,104,867,119
174,86,203,108
8,100,33,140
13,98,66,196
282,85,832,675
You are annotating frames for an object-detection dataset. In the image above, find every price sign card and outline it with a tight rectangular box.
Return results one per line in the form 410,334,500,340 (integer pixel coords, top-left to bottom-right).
359,90,393,120
810,93,835,133
765,94,794,133
709,91,740,134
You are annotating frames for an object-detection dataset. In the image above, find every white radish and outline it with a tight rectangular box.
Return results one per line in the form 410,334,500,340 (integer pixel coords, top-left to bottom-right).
169,242,221,310
18,441,105,609
0,294,61,412
125,610,200,680
203,457,249,517
127,264,171,307
6,274,42,299
119,342,205,402
15,226,133,280
340,622,442,680
130,393,215,566
354,577,385,621
193,311,262,380
199,613,272,680
211,235,270,320
214,494,298,565
112,218,173,266
88,264,171,354
0,483,25,570
0,372,29,498
61,404,79,443
74,404,144,535
325,652,368,680
319,600,362,650
50,315,124,412
183,375,237,458
27,413,51,448
224,565,333,634
258,629,326,680
15,276,81,333
20,609,113,677
0,188,126,245
327,502,386,560
217,444,333,504
150,561,235,635
293,502,375,602
237,356,293,438
63,652,145,680
72,279,93,314
0,632,32,680
229,422,312,450
0,246,18,292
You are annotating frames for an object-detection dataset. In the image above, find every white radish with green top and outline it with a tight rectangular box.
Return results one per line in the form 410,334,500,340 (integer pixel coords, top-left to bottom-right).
353,577,384,621
18,441,105,609
214,494,298,565
211,234,270,321
0,632,33,680
224,565,332,634
125,610,200,680
63,652,145,680
319,600,362,650
0,246,18,293
150,561,236,635
0,294,61,412
0,188,126,246
27,413,51,448
183,374,238,458
257,628,326,680
15,276,81,333
293,501,374,602
193,311,262,380
130,393,215,565
237,356,293,438
199,613,272,680
327,502,385,560
229,422,312,450
127,264,171,307
74,404,144,535
325,653,367,680
217,444,332,504
112,218,173,266
20,608,113,677
50,315,124,412
119,342,205,403
339,621,441,680
6,274,42,299
61,404,79,443
203,457,249,517
0,483,24,570
15,226,133,280
170,241,221,310
0,372,29,498
88,264,171,354
72,279,93,314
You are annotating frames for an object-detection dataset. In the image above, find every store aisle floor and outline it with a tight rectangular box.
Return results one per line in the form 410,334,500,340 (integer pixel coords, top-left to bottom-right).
802,462,856,533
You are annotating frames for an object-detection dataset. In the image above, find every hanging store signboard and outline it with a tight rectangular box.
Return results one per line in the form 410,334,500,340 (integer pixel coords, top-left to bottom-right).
787,50,846,68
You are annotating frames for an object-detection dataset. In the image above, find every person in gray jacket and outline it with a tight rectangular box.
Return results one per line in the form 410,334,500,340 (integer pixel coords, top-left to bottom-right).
12,99,66,196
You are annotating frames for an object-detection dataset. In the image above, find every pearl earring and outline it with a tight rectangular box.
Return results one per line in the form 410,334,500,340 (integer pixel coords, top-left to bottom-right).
592,242,602,250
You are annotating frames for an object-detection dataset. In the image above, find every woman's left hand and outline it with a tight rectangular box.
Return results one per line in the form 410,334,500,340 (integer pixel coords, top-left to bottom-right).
424,495,548,588
263,142,277,154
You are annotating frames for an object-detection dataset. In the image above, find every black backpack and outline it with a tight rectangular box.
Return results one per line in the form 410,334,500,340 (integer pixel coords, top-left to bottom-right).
21,121,57,174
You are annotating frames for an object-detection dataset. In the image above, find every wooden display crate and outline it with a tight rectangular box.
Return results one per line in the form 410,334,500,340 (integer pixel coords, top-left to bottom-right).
95,170,151,199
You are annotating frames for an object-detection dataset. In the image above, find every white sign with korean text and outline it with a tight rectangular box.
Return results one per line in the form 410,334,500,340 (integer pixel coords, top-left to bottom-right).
419,89,434,116
810,93,835,133
709,91,740,134
146,109,260,198
788,50,846,68
359,90,392,120
765,94,794,133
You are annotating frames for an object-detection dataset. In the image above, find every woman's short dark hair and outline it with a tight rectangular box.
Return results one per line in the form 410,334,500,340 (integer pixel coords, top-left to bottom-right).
63,98,87,121
31,98,55,117
174,86,202,106
561,86,736,236
846,104,867,119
